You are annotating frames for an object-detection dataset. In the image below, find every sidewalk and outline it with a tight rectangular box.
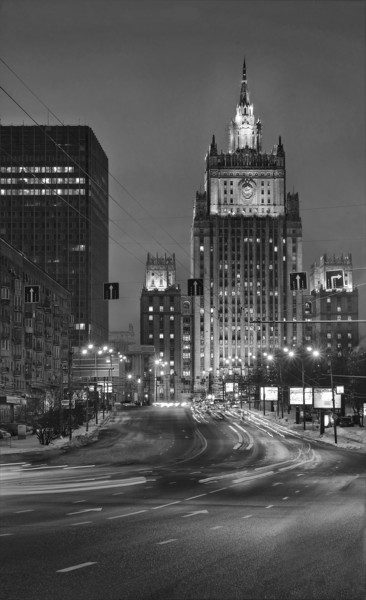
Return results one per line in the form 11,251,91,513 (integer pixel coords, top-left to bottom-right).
0,411,111,462
243,406,366,453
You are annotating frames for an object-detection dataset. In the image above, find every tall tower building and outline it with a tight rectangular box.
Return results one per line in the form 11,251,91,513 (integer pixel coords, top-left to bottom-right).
0,125,109,348
304,253,359,353
140,253,182,401
191,59,303,386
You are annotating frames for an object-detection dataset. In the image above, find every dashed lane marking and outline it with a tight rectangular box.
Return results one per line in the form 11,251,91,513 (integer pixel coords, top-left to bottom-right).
265,505,274,509
209,487,228,494
242,515,252,519
152,501,181,510
69,521,92,526
185,493,207,500
282,497,289,500
0,533,14,536
106,510,147,520
157,539,177,545
211,526,223,530
57,562,97,573
14,509,34,513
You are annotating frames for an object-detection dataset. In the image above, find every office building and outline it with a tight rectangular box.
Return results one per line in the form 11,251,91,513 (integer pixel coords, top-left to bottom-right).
0,125,109,348
191,59,304,389
0,236,71,421
140,253,182,401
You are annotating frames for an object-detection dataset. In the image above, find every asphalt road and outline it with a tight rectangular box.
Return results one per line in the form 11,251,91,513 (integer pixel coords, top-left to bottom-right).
1,406,365,600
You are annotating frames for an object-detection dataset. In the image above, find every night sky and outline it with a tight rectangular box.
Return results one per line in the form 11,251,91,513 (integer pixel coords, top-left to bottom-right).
1,0,365,343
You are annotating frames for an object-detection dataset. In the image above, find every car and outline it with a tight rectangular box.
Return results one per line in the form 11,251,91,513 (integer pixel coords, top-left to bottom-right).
0,423,19,436
338,416,354,427
0,428,11,440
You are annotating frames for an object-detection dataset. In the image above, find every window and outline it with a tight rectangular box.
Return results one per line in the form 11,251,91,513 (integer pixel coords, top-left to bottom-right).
159,333,164,339
149,315,153,321
148,306,153,312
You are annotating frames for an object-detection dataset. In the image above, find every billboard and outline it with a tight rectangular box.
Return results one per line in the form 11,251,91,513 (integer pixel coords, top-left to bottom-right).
313,388,341,409
260,387,278,401
289,387,313,405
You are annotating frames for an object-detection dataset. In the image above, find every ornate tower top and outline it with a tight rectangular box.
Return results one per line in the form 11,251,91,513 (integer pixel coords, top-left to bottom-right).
228,58,262,153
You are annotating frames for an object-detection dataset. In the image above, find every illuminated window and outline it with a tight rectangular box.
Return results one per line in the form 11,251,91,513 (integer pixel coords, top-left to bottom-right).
148,306,153,312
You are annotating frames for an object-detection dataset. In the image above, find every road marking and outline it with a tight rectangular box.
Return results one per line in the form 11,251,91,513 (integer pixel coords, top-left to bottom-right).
295,490,300,494
152,501,181,510
57,562,97,573
209,487,228,494
72,500,86,503
211,526,223,530
242,515,252,519
282,497,289,500
182,510,208,518
63,465,95,470
69,521,92,526
272,482,283,486
112,492,124,496
185,493,207,500
157,539,177,545
107,510,147,520
67,508,102,515
297,474,304,477
265,505,274,509
0,533,14,536
15,509,34,513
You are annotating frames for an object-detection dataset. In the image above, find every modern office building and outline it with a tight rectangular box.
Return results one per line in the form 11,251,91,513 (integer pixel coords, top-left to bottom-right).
191,59,304,389
0,236,71,421
140,253,182,400
304,253,359,353
0,125,109,348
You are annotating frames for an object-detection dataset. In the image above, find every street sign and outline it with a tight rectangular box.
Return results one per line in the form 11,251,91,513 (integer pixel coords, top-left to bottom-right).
104,282,119,300
24,285,40,303
326,270,344,290
289,272,307,291
188,278,203,296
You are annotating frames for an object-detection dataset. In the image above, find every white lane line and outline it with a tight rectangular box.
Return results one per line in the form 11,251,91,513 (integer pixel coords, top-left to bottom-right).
185,493,207,500
72,500,86,504
152,501,181,510
157,539,177,545
67,508,102,515
112,492,124,496
211,526,223,530
282,497,289,500
297,474,304,477
242,515,252,519
107,510,147,520
295,490,300,493
63,465,95,470
208,487,228,494
57,562,97,573
182,510,208,518
0,533,14,536
266,505,274,509
272,482,283,486
69,521,92,526
14,509,34,513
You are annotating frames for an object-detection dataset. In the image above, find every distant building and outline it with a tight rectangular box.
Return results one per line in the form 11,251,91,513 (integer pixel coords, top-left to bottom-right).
191,59,303,390
0,237,71,421
140,253,182,401
304,253,359,354
0,125,109,348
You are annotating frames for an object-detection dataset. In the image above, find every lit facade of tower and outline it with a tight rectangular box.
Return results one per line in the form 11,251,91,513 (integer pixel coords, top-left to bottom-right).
191,60,303,387
140,253,182,401
0,125,109,348
304,253,359,353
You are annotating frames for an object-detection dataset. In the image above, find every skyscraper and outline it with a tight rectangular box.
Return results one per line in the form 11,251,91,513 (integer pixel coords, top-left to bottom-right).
0,125,109,347
140,253,182,401
191,59,303,388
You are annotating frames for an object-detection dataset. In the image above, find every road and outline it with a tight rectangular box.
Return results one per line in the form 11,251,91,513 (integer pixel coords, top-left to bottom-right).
1,406,365,600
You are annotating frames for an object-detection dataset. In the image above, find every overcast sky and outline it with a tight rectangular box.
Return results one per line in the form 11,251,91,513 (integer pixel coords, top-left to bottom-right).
1,0,365,343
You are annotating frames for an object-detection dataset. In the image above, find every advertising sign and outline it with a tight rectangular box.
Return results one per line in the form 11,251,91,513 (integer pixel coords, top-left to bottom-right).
313,388,341,409
289,387,313,405
226,382,234,393
260,387,278,401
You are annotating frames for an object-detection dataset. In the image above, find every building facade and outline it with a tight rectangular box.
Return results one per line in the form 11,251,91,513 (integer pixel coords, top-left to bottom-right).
191,60,303,389
304,253,359,354
0,237,71,422
140,253,182,401
0,125,109,348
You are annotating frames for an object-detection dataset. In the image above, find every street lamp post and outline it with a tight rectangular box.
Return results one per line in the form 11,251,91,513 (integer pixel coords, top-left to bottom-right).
329,358,337,444
288,346,319,431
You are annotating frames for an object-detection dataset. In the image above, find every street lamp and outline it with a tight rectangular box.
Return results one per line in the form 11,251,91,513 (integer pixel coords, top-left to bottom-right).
287,346,319,431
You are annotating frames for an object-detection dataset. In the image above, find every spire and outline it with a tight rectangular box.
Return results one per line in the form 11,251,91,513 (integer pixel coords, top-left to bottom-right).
239,56,250,106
